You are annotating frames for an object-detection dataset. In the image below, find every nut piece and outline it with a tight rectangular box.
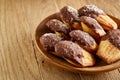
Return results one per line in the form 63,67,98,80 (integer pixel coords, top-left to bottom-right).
96,29,120,64
78,5,118,30
60,6,81,29
40,33,62,51
55,41,95,67
80,16,106,42
69,30,98,52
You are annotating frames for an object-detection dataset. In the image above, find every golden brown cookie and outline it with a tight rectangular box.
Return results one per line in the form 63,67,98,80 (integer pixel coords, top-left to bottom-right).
80,16,106,42
97,29,120,64
69,30,98,52
55,41,95,67
78,5,118,30
40,33,62,51
60,6,81,29
46,19,70,34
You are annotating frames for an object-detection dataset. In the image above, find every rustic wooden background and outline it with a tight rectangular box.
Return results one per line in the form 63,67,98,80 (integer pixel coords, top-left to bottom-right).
0,0,120,80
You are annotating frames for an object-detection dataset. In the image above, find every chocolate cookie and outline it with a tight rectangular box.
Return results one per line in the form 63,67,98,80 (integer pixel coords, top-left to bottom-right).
46,19,70,34
60,6,81,29
97,29,120,64
40,33,62,51
70,30,98,52
55,41,95,67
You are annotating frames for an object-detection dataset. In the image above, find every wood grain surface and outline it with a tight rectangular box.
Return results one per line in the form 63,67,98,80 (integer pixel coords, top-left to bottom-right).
0,0,120,80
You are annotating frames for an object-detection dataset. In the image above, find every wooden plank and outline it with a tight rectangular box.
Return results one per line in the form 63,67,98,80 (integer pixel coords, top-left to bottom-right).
0,0,41,80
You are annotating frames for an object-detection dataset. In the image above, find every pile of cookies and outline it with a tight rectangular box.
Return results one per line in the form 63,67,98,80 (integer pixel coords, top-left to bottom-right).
40,5,120,67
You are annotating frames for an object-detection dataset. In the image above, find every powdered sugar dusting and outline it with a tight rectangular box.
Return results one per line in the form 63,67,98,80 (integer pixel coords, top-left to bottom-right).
43,33,54,37
67,6,78,13
85,5,104,14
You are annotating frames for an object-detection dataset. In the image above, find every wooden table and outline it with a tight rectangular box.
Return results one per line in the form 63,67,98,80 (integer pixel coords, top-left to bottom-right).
0,0,120,80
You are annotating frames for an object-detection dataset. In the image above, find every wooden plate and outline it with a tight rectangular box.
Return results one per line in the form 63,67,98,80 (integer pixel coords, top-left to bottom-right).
34,13,120,73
